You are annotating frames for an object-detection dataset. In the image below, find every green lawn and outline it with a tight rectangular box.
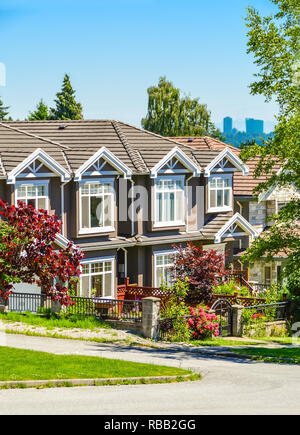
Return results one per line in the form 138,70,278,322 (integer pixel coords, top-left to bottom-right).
0,347,191,382
0,312,111,331
188,338,265,347
251,336,300,345
232,347,300,364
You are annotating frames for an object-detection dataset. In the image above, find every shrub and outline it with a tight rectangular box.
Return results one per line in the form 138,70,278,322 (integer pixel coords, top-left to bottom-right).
187,306,219,340
213,280,251,296
172,242,229,300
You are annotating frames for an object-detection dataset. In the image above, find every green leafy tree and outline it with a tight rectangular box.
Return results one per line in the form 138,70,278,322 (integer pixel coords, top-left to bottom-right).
51,74,83,120
0,97,10,120
28,99,50,120
141,76,217,137
241,0,300,293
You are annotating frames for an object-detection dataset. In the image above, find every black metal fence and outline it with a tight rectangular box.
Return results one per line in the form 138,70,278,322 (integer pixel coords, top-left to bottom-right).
6,293,143,322
68,297,142,322
243,302,289,322
8,292,50,314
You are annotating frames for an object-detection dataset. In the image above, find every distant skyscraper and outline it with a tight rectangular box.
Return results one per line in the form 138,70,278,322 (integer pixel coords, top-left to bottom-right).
223,117,233,134
246,118,264,134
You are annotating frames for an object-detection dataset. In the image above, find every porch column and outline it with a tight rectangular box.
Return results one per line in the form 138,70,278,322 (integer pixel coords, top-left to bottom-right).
142,297,161,340
232,305,244,337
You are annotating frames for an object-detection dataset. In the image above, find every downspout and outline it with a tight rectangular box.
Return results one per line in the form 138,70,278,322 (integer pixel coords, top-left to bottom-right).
237,200,243,216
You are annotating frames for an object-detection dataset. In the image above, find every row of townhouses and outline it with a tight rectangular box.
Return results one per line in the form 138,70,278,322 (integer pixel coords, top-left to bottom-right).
0,120,297,297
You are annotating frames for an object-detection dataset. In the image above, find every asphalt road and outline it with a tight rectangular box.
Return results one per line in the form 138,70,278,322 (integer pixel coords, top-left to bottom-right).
1,334,300,415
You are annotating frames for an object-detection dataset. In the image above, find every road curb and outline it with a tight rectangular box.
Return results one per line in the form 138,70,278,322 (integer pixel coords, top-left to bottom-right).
0,374,198,389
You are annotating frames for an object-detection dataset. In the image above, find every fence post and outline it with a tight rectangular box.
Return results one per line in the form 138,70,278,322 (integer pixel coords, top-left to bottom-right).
232,305,244,337
0,298,8,313
51,300,62,314
142,297,161,340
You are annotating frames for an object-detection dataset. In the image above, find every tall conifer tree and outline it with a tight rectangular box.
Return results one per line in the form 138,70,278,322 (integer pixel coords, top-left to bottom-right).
51,74,83,120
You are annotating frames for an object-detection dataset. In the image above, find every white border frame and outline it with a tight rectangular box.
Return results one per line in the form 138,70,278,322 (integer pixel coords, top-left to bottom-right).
80,255,115,299
153,175,186,228
153,249,176,288
207,173,233,213
78,178,116,235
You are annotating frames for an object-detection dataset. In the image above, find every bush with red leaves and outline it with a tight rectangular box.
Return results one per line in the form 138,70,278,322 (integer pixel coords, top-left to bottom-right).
0,199,84,306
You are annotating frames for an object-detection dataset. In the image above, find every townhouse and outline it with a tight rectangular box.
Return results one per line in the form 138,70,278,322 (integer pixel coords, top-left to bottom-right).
0,120,258,298
176,136,300,287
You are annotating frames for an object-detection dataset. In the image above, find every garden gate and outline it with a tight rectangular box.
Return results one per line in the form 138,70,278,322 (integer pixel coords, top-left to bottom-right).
211,298,233,337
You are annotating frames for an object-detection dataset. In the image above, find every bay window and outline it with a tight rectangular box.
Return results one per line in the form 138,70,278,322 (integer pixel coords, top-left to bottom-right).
79,179,114,234
16,181,49,210
154,176,185,227
208,175,232,212
80,259,114,298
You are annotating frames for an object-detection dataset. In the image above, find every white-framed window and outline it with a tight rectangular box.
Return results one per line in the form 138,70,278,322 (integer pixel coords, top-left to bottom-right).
15,180,49,211
79,179,115,234
80,258,114,298
154,250,176,287
208,174,232,212
154,176,185,227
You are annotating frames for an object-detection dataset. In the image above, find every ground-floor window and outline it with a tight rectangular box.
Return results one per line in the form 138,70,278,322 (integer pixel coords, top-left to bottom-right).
80,259,114,298
154,251,175,287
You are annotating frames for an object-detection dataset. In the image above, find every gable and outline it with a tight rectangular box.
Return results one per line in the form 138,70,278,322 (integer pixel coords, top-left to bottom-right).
204,148,249,177
7,148,71,184
151,147,201,178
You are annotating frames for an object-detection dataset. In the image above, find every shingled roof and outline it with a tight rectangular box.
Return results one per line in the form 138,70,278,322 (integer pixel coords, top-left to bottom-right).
0,120,226,177
172,136,280,197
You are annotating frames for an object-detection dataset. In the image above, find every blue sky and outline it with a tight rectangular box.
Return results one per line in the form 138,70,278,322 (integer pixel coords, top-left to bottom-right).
0,0,278,132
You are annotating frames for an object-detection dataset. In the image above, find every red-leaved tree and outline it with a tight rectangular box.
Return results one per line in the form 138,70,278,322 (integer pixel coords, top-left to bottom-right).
0,199,84,305
172,242,229,299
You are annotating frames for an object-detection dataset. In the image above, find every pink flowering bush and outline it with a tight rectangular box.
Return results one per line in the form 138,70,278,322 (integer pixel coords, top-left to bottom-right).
187,306,220,340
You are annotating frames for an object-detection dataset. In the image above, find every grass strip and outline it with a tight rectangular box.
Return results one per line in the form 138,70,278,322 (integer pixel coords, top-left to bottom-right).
0,346,191,382
232,347,300,364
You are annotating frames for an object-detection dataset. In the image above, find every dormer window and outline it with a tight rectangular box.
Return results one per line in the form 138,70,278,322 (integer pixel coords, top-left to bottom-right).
79,179,114,234
154,176,185,227
208,174,232,212
15,180,49,211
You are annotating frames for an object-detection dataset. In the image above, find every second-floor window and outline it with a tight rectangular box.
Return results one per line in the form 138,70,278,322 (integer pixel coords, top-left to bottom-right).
154,251,175,287
154,176,185,227
79,179,114,234
16,181,49,210
208,175,232,212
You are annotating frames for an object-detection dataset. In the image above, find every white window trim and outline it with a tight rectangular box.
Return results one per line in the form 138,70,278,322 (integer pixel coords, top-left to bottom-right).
154,249,176,288
153,175,185,228
15,179,50,210
207,173,233,213
78,178,115,235
80,256,115,299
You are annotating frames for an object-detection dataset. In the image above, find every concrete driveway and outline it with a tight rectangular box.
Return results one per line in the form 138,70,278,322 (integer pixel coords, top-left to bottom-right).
1,334,300,415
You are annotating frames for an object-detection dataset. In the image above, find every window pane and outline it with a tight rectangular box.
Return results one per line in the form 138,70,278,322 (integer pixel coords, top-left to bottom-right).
91,262,103,274
81,196,90,228
224,178,231,188
224,189,230,206
156,267,164,287
37,185,46,197
37,198,46,210
27,198,36,208
17,186,26,198
92,275,103,297
157,193,163,222
91,197,103,228
81,276,90,297
216,178,223,188
176,190,183,222
82,264,89,275
81,184,89,195
210,179,216,188
104,195,112,227
217,190,223,207
104,273,112,297
210,190,216,208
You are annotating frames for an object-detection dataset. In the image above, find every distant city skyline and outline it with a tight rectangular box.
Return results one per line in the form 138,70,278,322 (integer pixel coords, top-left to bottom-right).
221,116,274,134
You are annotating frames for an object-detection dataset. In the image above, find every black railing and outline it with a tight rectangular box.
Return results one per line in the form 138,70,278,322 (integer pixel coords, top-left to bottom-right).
243,302,289,322
6,293,143,322
68,296,142,322
8,292,50,313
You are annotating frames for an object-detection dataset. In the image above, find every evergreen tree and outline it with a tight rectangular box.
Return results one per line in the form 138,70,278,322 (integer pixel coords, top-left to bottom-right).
51,74,83,120
0,97,10,120
141,77,218,137
28,99,50,120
